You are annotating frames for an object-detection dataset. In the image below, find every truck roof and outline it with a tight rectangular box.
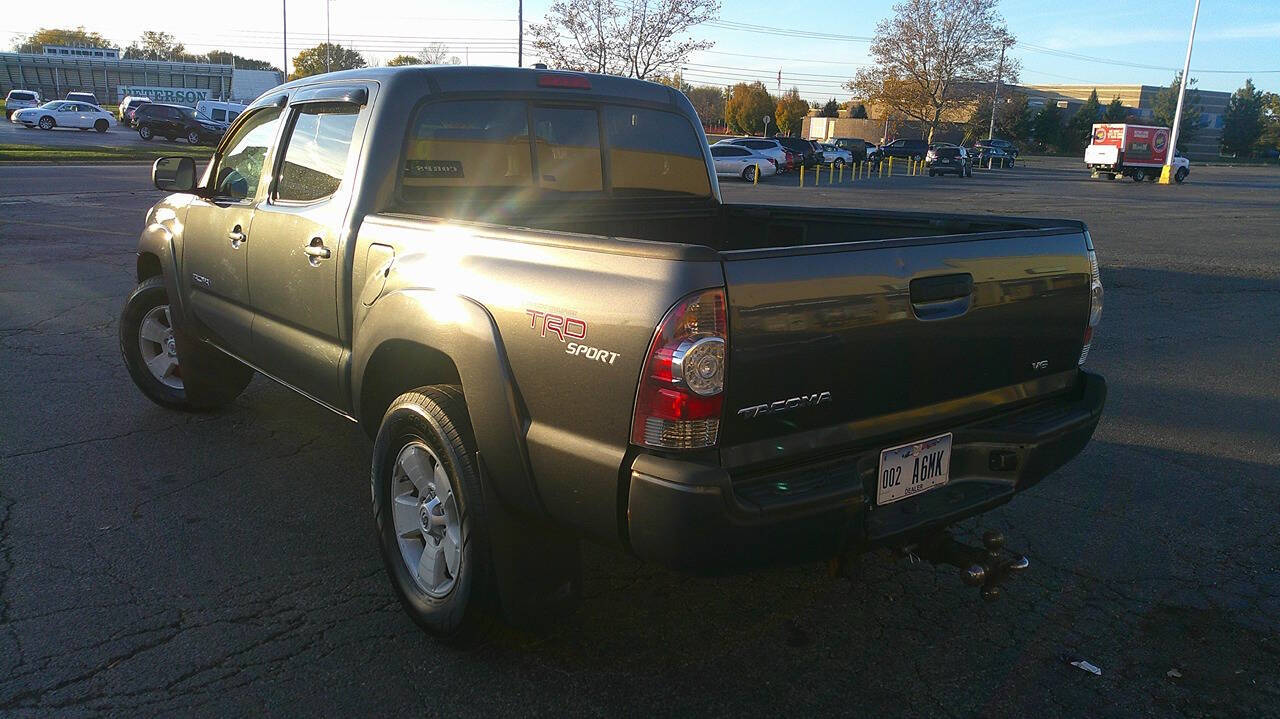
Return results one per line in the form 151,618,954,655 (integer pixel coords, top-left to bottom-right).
264,65,681,108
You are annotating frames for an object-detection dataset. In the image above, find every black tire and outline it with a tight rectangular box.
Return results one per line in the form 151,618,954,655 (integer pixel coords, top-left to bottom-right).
38,115,55,130
742,165,757,182
138,125,153,141
1175,167,1188,184
119,277,252,411
95,119,108,133
1131,170,1146,182
3,110,10,120
928,170,936,177
187,129,201,145
373,386,498,644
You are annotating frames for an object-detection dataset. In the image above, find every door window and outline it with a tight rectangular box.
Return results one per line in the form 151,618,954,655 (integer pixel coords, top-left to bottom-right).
275,103,361,202
213,108,282,201
211,109,226,122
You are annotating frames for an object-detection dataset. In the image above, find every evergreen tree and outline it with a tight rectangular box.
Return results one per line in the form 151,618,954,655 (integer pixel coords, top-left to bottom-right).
1153,73,1202,151
1221,79,1265,157
1032,103,1063,153
1065,89,1102,153
1104,97,1127,122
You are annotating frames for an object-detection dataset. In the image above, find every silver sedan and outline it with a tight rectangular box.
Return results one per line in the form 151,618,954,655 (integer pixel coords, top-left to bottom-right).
710,144,778,181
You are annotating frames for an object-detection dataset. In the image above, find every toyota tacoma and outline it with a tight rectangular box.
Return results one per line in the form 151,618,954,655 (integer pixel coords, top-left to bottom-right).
120,66,1106,642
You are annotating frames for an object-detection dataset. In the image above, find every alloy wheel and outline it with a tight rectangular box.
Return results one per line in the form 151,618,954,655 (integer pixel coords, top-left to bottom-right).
391,442,463,598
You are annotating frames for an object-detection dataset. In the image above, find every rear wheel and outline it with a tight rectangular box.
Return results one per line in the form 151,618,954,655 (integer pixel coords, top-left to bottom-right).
742,165,757,182
38,116,55,130
1175,167,1188,183
373,386,498,644
1131,169,1147,182
94,119,108,133
187,129,201,145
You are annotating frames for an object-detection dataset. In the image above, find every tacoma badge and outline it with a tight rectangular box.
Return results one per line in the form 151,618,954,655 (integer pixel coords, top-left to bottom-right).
737,391,832,419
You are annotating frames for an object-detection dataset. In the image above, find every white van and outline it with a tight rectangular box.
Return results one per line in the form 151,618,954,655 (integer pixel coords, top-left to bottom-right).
194,100,247,125
5,89,42,119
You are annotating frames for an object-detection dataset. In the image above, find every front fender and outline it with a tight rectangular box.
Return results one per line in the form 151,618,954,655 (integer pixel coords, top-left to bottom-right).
352,289,542,518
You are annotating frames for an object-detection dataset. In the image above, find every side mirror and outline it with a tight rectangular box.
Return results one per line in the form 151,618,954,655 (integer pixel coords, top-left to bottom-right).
153,156,196,193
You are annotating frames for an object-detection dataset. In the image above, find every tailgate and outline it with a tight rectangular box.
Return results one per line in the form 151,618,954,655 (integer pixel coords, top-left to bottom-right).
719,229,1092,468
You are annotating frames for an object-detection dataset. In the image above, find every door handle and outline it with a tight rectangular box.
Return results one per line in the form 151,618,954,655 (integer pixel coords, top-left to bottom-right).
227,226,246,248
304,237,331,266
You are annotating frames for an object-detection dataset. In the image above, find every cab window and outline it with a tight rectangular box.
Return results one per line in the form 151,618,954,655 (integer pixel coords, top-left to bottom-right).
212,108,282,201
401,99,532,203
275,103,360,202
603,106,709,196
532,106,602,193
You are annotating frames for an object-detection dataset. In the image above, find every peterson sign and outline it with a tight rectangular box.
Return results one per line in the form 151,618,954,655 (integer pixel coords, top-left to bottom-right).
117,86,211,106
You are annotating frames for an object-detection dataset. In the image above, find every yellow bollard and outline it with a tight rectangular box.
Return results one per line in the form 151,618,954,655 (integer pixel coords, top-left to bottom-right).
878,160,883,179
753,163,759,186
839,164,845,183
828,163,834,184
812,165,819,186
888,157,894,177
799,164,804,187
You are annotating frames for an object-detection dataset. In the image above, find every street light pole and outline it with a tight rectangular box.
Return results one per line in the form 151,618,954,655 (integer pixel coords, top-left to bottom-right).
325,0,331,73
1160,0,1201,184
988,38,1010,141
517,0,523,67
282,0,288,80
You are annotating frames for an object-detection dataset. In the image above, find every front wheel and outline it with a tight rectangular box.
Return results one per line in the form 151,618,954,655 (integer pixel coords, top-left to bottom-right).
119,278,252,411
1175,167,1188,183
95,119,108,133
742,165,757,182
373,386,497,644
38,116,55,130
138,125,153,141
1131,169,1147,182
187,130,201,145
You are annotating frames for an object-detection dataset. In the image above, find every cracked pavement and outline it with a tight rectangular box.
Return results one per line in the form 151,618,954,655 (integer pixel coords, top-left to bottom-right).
0,161,1277,717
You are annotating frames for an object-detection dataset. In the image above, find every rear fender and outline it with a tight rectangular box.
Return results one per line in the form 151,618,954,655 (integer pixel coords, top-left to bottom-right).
353,289,541,518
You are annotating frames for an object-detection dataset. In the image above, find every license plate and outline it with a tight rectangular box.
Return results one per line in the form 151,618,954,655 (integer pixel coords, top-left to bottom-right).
876,433,952,505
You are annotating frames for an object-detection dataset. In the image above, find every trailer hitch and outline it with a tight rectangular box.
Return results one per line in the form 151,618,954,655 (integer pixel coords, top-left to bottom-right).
908,530,1030,601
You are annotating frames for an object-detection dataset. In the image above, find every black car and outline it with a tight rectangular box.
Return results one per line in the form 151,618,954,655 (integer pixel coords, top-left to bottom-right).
926,146,972,177
972,138,1019,166
135,103,227,145
875,138,929,162
771,135,821,167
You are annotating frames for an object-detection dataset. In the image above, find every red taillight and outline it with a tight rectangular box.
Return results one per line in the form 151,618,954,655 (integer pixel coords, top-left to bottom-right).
631,288,728,449
537,73,592,89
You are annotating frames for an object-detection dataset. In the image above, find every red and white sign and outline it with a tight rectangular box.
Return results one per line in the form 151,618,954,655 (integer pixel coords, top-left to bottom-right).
1087,123,1171,167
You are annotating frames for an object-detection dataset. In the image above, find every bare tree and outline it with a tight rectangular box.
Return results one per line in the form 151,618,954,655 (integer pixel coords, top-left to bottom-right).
528,0,718,80
417,42,461,65
846,0,1019,143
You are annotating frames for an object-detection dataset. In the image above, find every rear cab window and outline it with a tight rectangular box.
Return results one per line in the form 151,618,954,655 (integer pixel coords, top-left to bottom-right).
399,98,710,209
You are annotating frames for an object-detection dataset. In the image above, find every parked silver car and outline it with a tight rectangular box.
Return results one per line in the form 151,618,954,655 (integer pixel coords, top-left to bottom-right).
710,144,778,181
713,137,789,172
4,89,41,119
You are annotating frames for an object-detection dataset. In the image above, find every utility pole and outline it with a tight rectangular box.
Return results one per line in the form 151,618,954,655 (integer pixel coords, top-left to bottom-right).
988,38,1010,140
325,0,331,73
518,0,523,67
283,0,288,80
1160,0,1201,184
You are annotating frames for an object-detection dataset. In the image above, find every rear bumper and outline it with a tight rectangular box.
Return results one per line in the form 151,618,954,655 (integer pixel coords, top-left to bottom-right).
626,370,1106,572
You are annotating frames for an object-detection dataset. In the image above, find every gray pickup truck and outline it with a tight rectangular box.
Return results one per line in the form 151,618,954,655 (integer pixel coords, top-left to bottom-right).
120,66,1105,642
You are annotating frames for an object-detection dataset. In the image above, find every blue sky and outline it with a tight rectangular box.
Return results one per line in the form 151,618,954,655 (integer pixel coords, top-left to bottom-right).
7,0,1278,99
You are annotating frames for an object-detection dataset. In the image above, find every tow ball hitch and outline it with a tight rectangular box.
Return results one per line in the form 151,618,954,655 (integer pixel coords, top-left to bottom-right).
908,530,1030,601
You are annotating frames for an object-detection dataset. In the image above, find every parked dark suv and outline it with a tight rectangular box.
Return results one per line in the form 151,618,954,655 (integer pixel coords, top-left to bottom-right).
771,135,822,167
135,103,227,145
875,138,929,162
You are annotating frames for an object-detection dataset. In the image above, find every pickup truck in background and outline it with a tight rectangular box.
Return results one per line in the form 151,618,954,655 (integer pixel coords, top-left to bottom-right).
121,66,1106,643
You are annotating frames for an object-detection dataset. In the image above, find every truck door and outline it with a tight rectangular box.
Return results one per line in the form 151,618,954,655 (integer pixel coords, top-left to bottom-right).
244,88,368,410
182,106,283,351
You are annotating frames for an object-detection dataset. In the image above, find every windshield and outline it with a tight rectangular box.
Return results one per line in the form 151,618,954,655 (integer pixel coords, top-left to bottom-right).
40,101,62,108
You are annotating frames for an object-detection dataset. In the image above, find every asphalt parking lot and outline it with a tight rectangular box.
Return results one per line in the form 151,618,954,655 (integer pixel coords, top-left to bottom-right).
0,118,169,149
1,159,1278,717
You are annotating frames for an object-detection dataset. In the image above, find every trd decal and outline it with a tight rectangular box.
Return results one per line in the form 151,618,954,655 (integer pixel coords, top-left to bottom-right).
566,342,620,365
526,309,587,342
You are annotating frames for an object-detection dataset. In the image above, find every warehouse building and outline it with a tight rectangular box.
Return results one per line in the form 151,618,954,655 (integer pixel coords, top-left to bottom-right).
0,47,282,107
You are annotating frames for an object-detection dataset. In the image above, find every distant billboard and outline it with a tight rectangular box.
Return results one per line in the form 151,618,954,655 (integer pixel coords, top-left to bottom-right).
116,85,211,105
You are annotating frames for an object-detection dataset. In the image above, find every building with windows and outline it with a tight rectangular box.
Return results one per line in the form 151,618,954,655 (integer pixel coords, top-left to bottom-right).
1,47,281,106
42,45,122,60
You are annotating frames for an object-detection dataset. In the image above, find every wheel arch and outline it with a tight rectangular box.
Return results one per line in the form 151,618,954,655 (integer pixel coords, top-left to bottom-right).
353,290,543,519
